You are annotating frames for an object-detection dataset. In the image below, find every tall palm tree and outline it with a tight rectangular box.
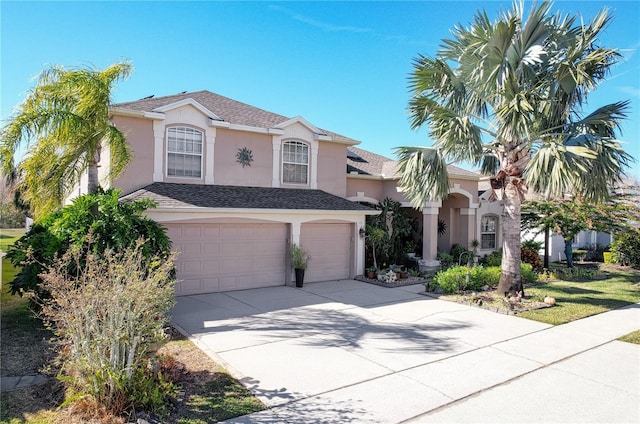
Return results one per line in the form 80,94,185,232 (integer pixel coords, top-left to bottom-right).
396,2,632,296
0,61,133,219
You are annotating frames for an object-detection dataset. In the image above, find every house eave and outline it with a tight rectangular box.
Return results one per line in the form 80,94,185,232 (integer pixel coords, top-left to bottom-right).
149,206,379,216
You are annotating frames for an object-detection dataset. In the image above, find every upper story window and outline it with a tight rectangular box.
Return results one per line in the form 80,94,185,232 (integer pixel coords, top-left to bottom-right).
167,127,202,178
282,140,309,184
481,215,497,249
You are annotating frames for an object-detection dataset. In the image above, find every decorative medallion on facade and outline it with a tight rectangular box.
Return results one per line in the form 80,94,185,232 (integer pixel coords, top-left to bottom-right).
236,147,253,167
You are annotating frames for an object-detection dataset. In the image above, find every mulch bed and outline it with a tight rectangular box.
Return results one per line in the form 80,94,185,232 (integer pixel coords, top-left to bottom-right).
355,275,430,288
421,289,552,315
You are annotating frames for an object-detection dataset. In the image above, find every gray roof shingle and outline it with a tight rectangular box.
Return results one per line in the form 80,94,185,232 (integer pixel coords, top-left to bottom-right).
346,146,480,179
113,90,356,142
122,182,374,212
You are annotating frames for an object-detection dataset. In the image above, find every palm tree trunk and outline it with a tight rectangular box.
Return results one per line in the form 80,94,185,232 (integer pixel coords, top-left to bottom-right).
87,148,101,194
496,177,524,297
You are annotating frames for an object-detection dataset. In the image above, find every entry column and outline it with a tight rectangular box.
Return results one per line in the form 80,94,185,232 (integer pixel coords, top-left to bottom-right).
422,200,441,263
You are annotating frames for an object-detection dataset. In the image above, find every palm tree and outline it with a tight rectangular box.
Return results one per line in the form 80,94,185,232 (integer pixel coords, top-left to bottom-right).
396,2,632,296
0,61,133,219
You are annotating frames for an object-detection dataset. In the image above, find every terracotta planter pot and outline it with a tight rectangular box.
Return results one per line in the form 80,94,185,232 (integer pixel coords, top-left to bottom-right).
366,271,377,279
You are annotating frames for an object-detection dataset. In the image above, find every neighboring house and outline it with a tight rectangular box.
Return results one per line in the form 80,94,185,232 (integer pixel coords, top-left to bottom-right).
89,90,494,295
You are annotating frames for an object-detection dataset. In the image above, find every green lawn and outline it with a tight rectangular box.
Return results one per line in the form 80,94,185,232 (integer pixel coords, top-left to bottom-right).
518,267,640,325
618,330,640,345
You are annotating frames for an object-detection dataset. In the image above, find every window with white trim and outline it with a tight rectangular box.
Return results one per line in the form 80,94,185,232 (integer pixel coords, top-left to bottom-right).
481,215,497,249
282,140,308,184
167,127,203,178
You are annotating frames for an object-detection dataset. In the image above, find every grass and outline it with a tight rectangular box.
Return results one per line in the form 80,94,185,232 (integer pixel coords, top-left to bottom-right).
0,228,265,423
517,266,640,325
618,330,640,345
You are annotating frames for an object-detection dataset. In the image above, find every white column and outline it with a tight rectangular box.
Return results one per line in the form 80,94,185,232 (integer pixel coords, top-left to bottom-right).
204,128,216,184
152,120,165,182
310,140,319,189
272,136,281,187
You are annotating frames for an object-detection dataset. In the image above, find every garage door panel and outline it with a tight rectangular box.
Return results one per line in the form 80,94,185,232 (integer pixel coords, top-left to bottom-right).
301,223,352,283
166,223,287,295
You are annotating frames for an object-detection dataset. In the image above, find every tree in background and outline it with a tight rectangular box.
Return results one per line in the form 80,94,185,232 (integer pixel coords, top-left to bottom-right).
396,2,632,296
0,61,132,219
522,197,640,267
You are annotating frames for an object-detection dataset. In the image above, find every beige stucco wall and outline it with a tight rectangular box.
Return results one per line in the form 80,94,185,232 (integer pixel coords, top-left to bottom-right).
112,115,155,195
214,129,273,187
317,142,347,197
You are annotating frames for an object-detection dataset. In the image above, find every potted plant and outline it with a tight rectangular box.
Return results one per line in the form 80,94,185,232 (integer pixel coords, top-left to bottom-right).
366,266,377,279
291,243,311,287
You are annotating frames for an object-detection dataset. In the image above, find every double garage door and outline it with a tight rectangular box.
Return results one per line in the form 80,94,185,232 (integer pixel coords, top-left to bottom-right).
167,222,353,296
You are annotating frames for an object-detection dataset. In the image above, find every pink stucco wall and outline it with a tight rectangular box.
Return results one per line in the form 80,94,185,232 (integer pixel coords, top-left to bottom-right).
317,142,348,197
112,115,155,195
214,129,273,187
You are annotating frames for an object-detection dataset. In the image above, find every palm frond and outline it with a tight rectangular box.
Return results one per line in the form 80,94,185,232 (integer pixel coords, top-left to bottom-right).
394,147,450,208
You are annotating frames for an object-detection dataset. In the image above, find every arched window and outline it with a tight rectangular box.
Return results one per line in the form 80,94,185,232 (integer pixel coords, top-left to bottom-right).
282,140,309,184
167,126,203,178
481,215,498,249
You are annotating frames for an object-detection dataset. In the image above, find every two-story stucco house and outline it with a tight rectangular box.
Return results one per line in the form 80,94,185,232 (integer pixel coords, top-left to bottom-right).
96,90,495,296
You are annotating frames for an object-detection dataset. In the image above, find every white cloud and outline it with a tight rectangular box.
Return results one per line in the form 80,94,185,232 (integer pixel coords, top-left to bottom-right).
269,5,372,34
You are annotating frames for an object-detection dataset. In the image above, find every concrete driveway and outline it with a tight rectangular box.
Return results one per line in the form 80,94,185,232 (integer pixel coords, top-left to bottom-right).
172,280,640,423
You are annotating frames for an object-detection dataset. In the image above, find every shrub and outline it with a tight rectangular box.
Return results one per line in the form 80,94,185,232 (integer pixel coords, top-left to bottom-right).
520,262,538,284
433,265,494,294
37,241,176,416
450,244,472,265
521,239,543,251
436,251,454,269
6,189,171,298
521,247,542,271
481,249,502,267
610,230,640,267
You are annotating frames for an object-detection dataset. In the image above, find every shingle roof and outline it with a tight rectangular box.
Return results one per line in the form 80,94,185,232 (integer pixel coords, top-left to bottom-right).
122,182,374,212
113,90,356,142
346,146,480,180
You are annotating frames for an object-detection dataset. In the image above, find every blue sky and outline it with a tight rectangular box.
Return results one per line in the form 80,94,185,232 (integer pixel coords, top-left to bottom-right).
2,1,639,179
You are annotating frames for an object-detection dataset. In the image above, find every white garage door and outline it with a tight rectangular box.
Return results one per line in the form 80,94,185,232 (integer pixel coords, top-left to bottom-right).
300,223,352,283
166,223,287,295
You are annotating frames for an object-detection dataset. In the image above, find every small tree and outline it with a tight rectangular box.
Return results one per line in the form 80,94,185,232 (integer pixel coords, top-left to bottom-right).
522,197,639,267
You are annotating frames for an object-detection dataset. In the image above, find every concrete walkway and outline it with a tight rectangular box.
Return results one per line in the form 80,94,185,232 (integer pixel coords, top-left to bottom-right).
171,280,640,424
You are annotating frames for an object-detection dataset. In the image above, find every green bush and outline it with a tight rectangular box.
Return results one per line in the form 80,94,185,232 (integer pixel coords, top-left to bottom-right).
433,263,537,294
520,262,539,284
450,244,472,264
481,249,502,267
436,251,454,269
38,242,176,416
6,189,171,298
610,230,640,267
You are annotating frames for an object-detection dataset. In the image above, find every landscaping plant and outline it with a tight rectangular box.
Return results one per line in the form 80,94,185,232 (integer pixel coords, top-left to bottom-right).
6,188,171,299
36,240,176,416
609,229,640,267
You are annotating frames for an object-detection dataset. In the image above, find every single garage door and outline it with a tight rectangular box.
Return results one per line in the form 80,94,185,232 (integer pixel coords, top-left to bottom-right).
166,223,287,295
300,223,353,283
